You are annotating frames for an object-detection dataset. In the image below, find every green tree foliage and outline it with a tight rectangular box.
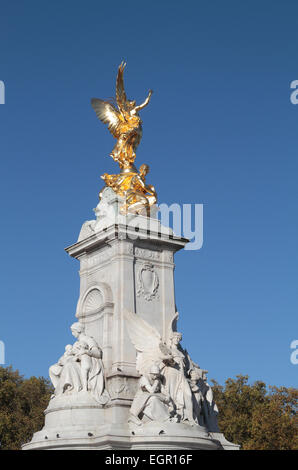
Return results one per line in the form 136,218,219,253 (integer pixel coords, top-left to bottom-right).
0,366,53,450
212,375,298,450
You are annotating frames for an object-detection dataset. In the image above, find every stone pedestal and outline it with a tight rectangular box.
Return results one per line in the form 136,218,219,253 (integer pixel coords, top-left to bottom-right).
23,188,239,450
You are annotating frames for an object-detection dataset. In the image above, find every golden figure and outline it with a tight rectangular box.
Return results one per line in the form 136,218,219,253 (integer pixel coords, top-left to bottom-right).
100,164,157,216
91,62,157,215
91,62,153,170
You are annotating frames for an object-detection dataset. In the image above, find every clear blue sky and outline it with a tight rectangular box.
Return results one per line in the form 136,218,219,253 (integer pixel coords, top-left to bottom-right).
0,0,297,388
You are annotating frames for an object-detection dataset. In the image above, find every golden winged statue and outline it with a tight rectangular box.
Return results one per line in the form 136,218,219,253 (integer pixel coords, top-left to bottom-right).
91,61,153,170
91,62,157,216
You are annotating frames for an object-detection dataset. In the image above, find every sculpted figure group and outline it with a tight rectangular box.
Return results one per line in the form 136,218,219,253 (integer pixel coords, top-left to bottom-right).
49,322,109,405
125,310,220,430
48,314,219,431
91,62,157,215
100,163,157,216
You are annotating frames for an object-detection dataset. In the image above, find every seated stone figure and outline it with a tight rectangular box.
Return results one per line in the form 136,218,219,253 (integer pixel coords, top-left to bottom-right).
49,322,109,404
129,365,172,426
49,344,74,391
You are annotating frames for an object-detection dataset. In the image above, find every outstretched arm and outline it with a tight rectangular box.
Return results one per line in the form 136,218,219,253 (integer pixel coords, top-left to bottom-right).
134,90,153,112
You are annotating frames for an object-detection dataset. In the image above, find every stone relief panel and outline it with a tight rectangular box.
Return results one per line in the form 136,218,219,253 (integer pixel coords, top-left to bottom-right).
136,263,159,301
135,247,161,261
107,375,138,401
77,283,113,318
117,242,134,256
82,246,114,270
163,251,174,263
83,289,104,314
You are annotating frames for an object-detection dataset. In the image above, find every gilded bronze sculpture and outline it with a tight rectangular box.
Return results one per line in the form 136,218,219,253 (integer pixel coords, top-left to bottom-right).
91,62,156,215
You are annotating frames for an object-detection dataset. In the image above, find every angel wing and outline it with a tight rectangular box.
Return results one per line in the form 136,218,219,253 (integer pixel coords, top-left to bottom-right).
91,98,122,138
124,309,170,376
116,61,127,111
167,311,179,341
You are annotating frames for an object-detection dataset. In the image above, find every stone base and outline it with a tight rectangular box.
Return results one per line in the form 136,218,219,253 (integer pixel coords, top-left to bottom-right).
23,391,239,451
22,393,235,450
23,420,233,450
209,432,240,450
23,392,238,450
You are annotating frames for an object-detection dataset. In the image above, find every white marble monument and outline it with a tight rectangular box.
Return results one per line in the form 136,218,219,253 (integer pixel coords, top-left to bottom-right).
23,62,239,450
23,189,239,450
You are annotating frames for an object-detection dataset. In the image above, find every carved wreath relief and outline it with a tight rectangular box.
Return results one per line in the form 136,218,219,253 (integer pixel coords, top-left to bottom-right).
107,376,138,400
136,263,159,301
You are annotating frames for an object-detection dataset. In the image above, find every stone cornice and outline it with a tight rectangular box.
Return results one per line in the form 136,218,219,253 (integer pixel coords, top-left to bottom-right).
65,223,189,259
